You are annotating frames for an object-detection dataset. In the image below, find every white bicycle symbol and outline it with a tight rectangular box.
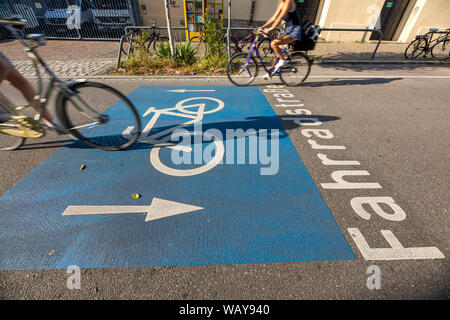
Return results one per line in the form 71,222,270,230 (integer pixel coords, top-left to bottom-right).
124,97,225,177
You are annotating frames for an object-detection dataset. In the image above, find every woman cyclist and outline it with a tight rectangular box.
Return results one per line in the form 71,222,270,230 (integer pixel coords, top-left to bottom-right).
259,0,302,79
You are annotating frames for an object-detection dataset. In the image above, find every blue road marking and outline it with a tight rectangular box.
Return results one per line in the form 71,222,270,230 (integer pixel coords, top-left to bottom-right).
0,86,355,270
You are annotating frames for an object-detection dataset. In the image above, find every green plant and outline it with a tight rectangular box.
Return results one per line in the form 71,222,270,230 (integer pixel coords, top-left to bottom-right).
202,12,225,56
176,42,197,66
155,41,197,66
155,41,173,59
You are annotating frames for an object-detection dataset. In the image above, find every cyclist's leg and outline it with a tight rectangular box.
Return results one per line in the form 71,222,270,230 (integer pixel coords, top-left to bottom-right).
0,54,55,125
270,35,294,71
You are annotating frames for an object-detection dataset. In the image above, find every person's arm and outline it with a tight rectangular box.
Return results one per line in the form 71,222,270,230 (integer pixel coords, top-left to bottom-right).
268,0,290,31
260,1,284,29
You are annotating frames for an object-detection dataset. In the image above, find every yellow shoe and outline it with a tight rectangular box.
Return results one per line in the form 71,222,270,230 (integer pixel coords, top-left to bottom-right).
0,116,44,138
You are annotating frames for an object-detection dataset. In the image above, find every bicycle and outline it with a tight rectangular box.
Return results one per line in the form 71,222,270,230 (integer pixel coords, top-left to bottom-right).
404,28,450,60
121,23,170,58
190,26,278,59
144,22,170,52
226,29,312,86
0,17,142,151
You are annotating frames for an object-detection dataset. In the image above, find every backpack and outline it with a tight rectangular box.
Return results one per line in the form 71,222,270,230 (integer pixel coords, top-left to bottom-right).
293,20,321,51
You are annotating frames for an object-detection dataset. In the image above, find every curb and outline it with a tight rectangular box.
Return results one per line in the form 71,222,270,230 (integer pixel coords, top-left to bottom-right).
23,60,448,81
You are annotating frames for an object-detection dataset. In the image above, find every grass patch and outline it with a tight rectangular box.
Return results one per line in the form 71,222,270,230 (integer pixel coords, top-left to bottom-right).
112,53,228,76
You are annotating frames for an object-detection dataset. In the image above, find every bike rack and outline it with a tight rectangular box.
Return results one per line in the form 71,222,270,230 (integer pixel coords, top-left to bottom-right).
319,28,384,60
116,25,191,69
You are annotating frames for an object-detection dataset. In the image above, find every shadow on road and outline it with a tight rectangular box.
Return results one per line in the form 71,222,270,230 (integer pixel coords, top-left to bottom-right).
17,114,341,151
302,77,403,87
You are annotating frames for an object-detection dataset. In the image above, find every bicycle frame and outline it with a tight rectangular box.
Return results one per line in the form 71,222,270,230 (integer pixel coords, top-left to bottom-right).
416,29,449,50
243,31,288,75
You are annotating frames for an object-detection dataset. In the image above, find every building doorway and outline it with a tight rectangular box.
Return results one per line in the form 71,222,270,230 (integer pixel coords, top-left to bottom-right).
370,0,411,40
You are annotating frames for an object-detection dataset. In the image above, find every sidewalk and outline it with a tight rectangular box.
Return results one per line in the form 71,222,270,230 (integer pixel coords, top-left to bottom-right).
1,39,117,78
1,39,446,78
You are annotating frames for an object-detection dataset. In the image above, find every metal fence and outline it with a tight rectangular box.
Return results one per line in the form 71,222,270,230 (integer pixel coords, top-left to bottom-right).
0,0,140,40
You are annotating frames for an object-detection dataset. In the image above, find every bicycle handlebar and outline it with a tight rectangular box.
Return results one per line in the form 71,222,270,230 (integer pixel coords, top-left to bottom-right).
0,16,27,29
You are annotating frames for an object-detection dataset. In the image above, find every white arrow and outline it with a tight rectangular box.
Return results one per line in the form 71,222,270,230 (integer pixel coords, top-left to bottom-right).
166,89,216,93
62,198,204,222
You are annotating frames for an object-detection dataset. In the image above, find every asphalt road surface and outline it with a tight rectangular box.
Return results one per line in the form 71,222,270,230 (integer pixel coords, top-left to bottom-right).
0,64,449,300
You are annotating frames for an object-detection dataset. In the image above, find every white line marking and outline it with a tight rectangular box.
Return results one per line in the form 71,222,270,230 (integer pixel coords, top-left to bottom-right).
166,89,217,93
308,75,450,79
62,198,204,222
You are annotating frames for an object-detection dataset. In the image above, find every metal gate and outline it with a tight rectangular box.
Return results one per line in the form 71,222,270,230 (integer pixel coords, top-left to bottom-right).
0,0,141,40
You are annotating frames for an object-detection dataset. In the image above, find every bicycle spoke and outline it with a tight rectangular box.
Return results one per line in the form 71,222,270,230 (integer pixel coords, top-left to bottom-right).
59,82,141,151
227,53,258,86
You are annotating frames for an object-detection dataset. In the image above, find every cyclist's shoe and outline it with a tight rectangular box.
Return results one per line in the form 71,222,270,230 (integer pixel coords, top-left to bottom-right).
0,116,44,138
272,59,288,73
0,109,11,123
262,72,272,80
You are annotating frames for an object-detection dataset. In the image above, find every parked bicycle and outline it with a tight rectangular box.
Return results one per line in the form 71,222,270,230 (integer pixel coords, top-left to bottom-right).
226,29,312,86
0,17,141,151
121,23,170,58
190,26,279,58
404,28,450,61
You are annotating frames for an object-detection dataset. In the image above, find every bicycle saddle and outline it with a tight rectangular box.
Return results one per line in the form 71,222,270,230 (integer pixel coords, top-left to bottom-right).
429,28,439,32
27,33,46,45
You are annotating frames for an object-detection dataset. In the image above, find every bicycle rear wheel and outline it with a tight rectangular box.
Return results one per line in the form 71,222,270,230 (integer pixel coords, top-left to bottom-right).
431,39,450,60
226,52,259,86
121,34,139,58
58,82,141,151
0,131,24,151
279,52,311,86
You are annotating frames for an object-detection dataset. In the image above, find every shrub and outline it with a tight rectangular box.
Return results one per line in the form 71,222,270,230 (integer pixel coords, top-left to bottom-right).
155,41,197,66
202,12,225,56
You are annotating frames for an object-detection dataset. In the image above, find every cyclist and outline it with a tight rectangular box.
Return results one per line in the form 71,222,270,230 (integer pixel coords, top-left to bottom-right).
0,21,61,134
259,0,302,79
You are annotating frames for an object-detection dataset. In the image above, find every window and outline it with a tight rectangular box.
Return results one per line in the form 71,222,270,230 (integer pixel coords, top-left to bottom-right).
90,0,129,10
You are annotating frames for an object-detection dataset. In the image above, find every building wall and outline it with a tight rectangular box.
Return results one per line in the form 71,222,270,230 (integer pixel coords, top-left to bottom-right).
138,0,278,40
137,0,449,42
394,0,450,42
317,0,386,41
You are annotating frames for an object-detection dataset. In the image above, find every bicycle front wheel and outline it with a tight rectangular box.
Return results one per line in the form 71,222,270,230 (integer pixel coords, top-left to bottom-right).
226,52,258,86
404,39,427,59
0,132,24,151
153,36,170,51
279,52,311,86
58,82,141,151
431,39,450,60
